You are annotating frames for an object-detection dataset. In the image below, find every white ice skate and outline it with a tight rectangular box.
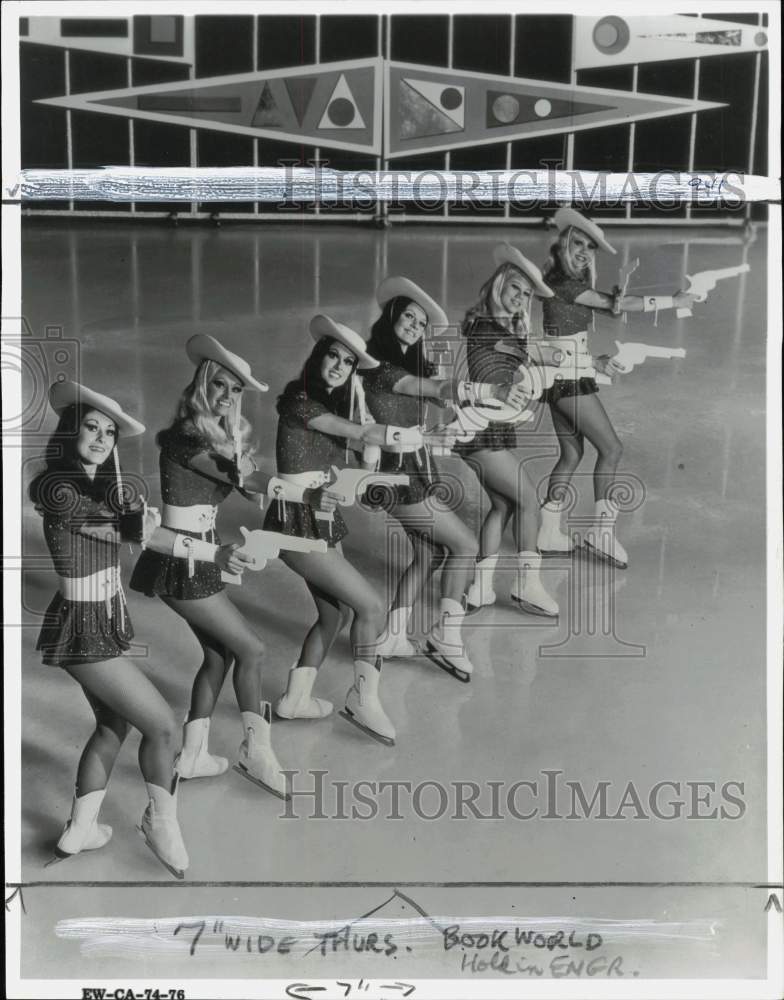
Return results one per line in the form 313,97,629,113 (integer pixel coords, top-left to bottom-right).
47,789,112,866
274,665,333,719
138,780,189,880
536,501,576,555
424,598,475,683
583,499,628,569
465,556,498,614
340,657,396,746
510,551,559,618
175,717,229,779
234,702,290,800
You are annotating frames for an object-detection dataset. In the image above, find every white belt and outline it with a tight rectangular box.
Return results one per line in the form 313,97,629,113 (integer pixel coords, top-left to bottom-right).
380,442,422,455
161,503,218,536
275,471,330,517
59,566,126,628
279,471,330,490
380,442,433,481
543,332,595,377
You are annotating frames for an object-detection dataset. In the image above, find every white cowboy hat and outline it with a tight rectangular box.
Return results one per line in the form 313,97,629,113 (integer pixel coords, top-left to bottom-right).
310,315,379,370
48,380,145,437
553,207,617,255
492,244,554,298
186,333,269,391
375,276,450,332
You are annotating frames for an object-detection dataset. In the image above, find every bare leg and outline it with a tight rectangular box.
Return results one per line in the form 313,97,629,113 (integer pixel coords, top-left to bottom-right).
466,449,539,552
463,456,514,560
546,402,585,504
161,592,265,714
552,393,623,501
281,548,393,742
297,582,352,667
389,531,442,612
184,623,234,721
66,658,178,789
280,548,386,654
393,504,479,604
73,690,130,794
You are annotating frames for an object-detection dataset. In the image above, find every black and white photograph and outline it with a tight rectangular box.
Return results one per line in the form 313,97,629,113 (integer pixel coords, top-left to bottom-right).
3,2,782,997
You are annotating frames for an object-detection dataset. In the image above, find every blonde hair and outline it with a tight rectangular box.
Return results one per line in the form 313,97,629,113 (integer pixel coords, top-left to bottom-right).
465,262,531,338
543,227,592,284
173,359,256,458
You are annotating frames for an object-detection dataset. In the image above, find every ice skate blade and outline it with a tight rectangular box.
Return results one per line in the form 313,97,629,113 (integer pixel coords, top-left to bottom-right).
384,638,427,658
232,763,291,801
45,850,70,867
424,643,472,683
136,826,186,880
510,595,559,619
538,547,575,558
176,765,229,781
274,708,332,721
338,708,395,746
582,539,628,570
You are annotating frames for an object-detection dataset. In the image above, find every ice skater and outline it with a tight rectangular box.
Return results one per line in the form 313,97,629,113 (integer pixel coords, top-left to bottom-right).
130,334,310,800
267,315,455,743
535,208,698,567
361,277,481,683
458,243,561,618
32,381,189,879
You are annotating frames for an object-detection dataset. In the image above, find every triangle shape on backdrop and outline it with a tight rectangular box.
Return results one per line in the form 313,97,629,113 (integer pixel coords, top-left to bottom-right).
317,73,366,129
403,78,465,128
253,82,286,127
398,80,462,139
486,90,612,128
284,75,318,126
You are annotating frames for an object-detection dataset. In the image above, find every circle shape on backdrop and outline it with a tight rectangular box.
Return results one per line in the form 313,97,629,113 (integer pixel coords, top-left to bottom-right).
534,99,552,118
492,94,520,124
440,87,463,111
327,98,354,127
754,31,767,46
592,16,630,55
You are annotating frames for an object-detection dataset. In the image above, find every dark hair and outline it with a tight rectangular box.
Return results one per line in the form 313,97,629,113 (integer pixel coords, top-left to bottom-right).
277,337,356,417
28,402,121,513
366,296,434,377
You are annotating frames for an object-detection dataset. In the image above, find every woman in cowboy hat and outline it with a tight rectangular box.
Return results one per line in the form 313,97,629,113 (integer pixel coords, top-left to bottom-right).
266,315,454,745
536,207,697,567
30,381,189,879
458,243,561,619
130,334,325,800
359,276,483,684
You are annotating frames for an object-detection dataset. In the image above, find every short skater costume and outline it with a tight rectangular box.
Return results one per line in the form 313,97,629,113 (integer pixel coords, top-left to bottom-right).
36,477,133,667
263,391,348,547
456,315,527,454
361,360,446,507
540,259,599,404
130,423,233,600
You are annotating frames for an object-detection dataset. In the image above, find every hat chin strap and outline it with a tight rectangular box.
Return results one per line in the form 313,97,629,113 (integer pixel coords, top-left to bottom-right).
113,448,124,509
